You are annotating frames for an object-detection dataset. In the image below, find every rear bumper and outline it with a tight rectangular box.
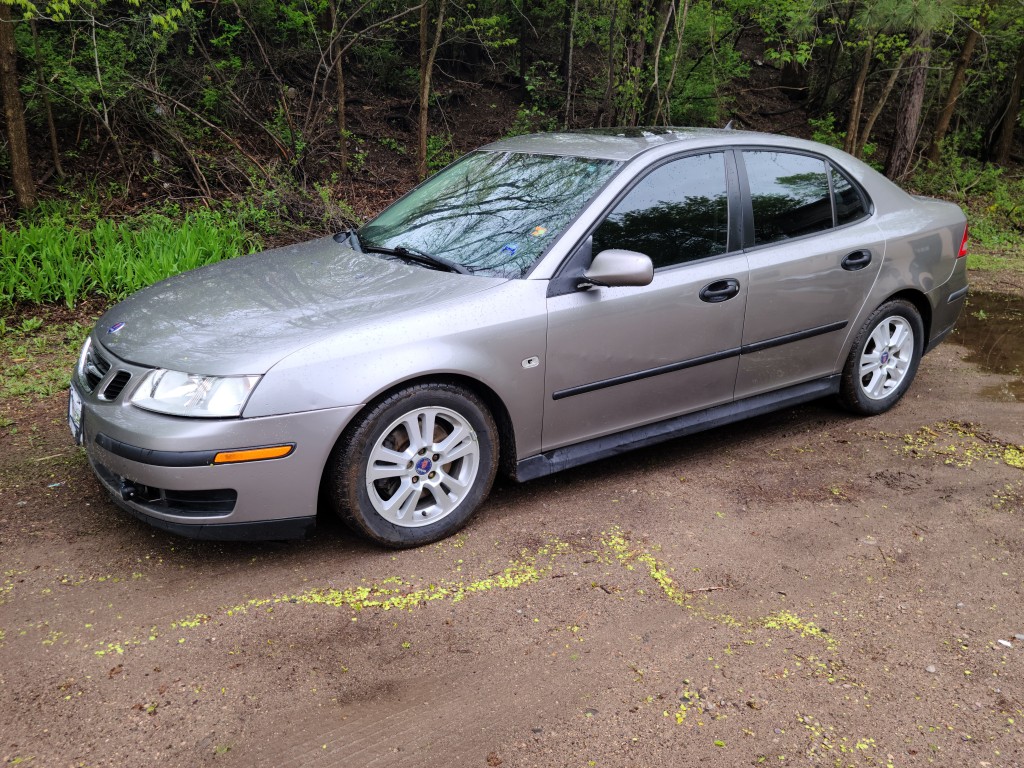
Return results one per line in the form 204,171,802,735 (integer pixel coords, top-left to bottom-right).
924,270,968,355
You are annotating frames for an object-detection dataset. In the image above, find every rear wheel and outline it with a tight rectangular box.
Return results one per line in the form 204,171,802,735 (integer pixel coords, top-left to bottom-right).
839,299,924,415
332,383,498,547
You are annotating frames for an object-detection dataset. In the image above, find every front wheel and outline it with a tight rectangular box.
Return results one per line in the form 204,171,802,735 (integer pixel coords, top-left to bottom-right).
331,383,498,548
839,299,924,416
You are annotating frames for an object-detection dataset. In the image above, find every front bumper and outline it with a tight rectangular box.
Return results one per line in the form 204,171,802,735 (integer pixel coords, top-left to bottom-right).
72,349,361,540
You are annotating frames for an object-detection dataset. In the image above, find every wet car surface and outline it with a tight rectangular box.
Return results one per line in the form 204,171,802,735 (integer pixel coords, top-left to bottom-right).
70,128,969,546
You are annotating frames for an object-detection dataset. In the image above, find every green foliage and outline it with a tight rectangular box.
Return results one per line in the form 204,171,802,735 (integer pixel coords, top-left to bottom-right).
426,133,459,174
911,138,1024,270
377,136,406,155
314,176,361,231
0,209,260,308
665,1,751,126
912,141,1006,202
809,113,844,149
343,131,368,174
507,104,558,137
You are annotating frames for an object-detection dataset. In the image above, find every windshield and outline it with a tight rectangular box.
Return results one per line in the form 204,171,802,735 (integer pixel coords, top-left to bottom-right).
359,151,621,278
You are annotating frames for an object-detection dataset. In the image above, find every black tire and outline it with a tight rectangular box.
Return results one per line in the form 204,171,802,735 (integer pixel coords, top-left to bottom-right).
839,299,924,416
331,383,498,548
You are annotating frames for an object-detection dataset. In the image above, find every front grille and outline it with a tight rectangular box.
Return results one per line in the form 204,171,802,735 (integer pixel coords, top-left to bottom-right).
80,340,134,401
102,371,132,400
83,343,111,391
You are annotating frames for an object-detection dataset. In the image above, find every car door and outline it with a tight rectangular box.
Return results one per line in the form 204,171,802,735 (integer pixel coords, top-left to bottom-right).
542,151,749,452
735,150,885,399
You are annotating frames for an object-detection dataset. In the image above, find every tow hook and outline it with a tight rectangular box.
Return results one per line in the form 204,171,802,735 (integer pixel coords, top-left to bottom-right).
120,481,138,502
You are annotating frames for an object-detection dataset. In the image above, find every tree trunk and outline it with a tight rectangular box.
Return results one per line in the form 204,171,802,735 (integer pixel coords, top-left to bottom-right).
0,5,36,211
856,46,911,158
31,20,63,179
87,10,127,175
562,0,579,126
598,2,617,126
885,29,932,183
643,0,674,123
335,48,347,172
811,1,856,110
327,1,348,173
619,0,650,126
519,0,529,82
927,24,981,162
658,0,690,122
844,39,873,155
558,0,572,80
417,0,446,179
994,42,1024,166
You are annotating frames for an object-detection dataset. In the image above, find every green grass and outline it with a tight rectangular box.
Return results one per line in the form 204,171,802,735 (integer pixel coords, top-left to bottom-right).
967,212,1024,272
909,148,1024,273
0,315,90,402
0,209,261,309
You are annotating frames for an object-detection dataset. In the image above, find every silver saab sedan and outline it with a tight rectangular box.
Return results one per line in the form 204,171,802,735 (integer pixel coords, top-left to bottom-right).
69,128,969,546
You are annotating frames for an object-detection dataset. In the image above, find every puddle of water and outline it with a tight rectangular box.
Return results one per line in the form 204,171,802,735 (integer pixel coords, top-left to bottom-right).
951,290,1024,401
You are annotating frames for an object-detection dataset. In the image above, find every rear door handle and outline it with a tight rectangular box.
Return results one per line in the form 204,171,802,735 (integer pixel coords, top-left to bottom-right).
699,278,741,303
841,249,872,271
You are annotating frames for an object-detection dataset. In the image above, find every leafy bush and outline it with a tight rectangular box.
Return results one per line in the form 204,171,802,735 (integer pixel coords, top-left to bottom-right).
426,133,460,174
0,209,261,308
911,138,1024,269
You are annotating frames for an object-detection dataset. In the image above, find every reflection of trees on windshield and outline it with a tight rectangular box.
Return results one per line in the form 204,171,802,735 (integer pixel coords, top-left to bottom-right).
745,154,832,244
773,172,829,202
595,196,727,268
360,152,619,278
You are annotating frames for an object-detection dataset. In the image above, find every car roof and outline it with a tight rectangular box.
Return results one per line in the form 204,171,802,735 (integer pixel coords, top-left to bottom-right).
480,127,828,162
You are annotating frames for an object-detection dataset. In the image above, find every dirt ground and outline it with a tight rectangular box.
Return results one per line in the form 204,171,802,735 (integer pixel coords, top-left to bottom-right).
1,272,1023,768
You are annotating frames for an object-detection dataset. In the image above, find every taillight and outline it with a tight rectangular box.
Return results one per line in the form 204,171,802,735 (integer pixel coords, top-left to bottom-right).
957,224,969,258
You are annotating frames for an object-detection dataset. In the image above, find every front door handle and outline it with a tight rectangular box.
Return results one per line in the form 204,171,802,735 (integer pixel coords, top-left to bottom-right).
841,249,872,271
699,278,741,303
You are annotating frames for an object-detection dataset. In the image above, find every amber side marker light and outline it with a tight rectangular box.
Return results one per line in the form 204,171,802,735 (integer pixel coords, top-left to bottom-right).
213,445,295,464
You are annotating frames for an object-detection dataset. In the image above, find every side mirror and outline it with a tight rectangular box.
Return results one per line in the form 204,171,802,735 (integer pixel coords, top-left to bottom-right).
579,249,653,289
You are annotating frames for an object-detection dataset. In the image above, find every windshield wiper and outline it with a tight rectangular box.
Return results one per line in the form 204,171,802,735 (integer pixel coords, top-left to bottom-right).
361,243,471,275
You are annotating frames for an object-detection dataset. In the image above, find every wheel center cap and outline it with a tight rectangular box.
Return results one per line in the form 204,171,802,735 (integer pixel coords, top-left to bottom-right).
880,351,890,365
415,457,433,475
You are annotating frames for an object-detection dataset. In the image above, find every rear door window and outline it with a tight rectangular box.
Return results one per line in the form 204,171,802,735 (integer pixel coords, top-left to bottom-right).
743,151,832,245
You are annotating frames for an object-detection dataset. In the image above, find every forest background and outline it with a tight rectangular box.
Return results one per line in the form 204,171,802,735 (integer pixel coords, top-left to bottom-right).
1,0,1023,310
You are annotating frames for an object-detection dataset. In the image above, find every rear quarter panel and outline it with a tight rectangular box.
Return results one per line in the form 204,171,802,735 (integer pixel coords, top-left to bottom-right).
831,179,967,368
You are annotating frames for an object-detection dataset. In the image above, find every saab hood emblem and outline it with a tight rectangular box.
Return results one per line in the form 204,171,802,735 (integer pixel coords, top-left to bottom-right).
107,322,125,334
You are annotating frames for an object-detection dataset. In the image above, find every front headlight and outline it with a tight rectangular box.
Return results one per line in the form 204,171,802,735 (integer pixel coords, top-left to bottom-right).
130,370,261,418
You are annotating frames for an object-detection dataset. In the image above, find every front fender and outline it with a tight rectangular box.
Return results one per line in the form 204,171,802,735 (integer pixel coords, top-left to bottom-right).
243,280,550,459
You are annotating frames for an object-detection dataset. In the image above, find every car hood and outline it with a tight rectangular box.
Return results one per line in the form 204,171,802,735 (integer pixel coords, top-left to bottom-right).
96,236,507,375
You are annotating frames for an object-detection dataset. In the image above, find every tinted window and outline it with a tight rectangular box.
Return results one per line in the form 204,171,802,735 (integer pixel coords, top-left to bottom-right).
592,153,729,269
360,151,620,279
831,166,868,225
744,151,831,245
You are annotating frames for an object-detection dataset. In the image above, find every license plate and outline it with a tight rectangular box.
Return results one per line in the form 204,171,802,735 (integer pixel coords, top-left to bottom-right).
68,386,83,445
